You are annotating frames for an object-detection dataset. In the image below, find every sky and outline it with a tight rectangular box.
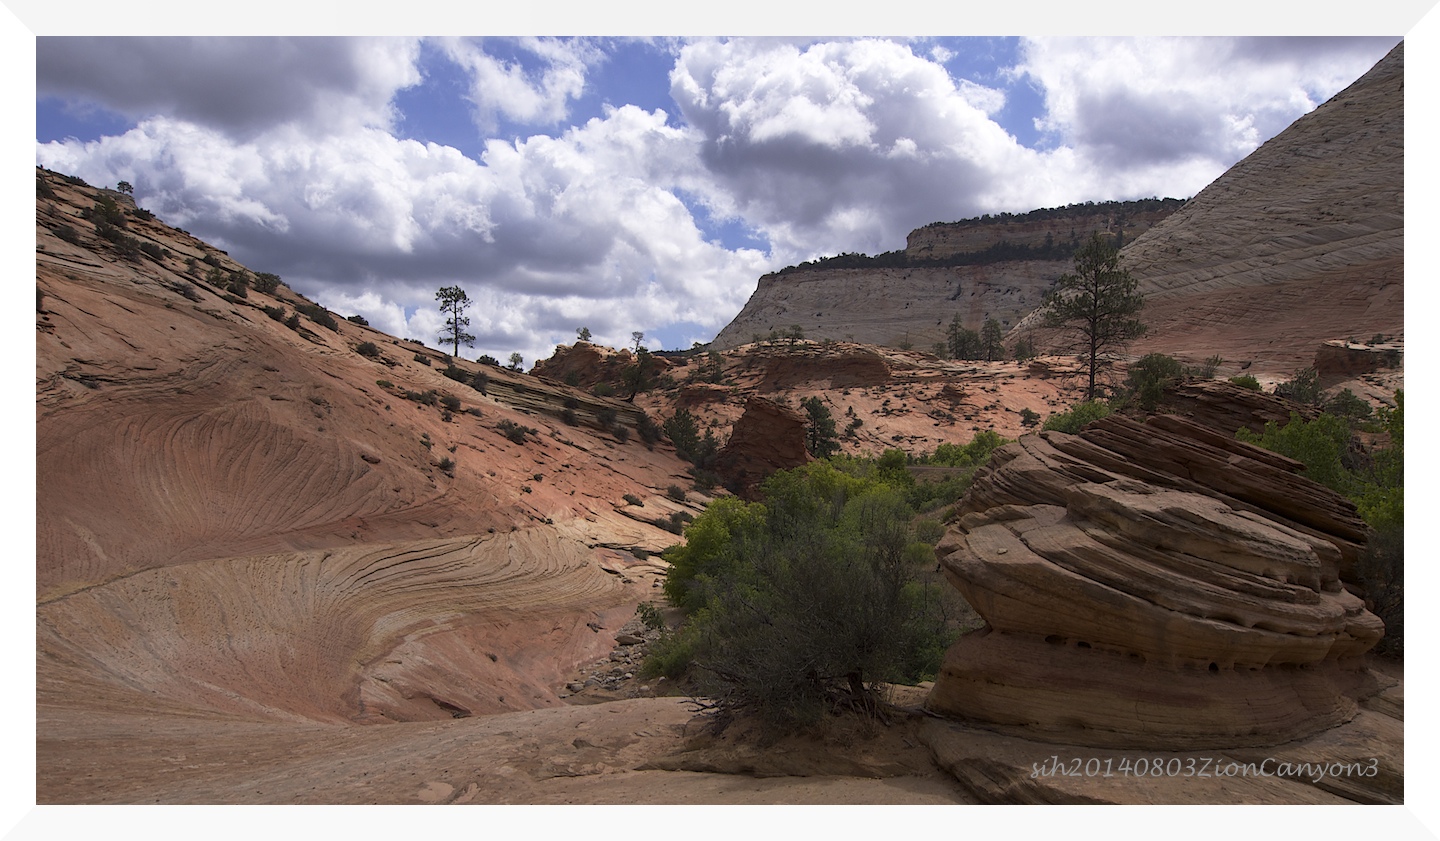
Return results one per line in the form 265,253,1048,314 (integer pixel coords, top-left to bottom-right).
31,35,1405,365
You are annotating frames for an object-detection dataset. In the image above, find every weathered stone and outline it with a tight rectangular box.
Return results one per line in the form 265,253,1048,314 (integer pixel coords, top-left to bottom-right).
713,396,813,499
927,409,1385,748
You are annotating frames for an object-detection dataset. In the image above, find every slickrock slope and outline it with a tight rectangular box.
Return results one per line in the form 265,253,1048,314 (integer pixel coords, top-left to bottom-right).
1018,42,1404,377
927,413,1385,749
35,167,705,733
710,200,1181,351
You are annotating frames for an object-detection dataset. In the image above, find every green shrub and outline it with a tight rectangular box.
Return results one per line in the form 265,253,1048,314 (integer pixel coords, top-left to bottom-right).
656,463,957,727
666,485,687,502
437,456,456,473
1020,407,1041,428
613,425,631,443
802,396,840,457
296,303,337,331
597,407,619,428
253,273,281,294
636,602,666,631
1324,388,1373,424
1124,352,1185,412
1042,400,1112,434
414,353,431,366
1274,367,1322,406
54,224,81,245
347,314,369,326
356,341,381,358
623,493,644,507
592,382,615,397
497,419,536,444
284,312,301,330
139,242,169,261
1229,374,1261,390
376,380,393,388
560,408,578,426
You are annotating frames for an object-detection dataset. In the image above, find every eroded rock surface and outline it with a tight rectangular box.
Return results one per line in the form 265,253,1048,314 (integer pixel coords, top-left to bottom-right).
927,414,1384,749
713,396,813,499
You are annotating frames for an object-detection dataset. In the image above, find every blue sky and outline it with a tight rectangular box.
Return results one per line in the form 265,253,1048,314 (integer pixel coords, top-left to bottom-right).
34,34,1404,364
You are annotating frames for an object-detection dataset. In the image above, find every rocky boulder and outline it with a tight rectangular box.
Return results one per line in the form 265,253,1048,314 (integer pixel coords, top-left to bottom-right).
713,396,813,499
926,413,1384,749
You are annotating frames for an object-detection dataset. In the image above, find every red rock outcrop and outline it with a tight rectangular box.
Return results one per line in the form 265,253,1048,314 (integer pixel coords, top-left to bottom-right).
1313,339,1403,386
927,414,1383,749
713,396,813,499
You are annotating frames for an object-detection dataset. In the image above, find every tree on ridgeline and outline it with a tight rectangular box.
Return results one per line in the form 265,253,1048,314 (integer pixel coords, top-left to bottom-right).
1037,233,1145,401
436,286,476,357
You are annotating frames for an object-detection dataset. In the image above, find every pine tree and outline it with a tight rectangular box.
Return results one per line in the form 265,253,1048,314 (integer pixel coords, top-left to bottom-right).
1038,233,1146,401
436,286,476,357
981,317,1005,362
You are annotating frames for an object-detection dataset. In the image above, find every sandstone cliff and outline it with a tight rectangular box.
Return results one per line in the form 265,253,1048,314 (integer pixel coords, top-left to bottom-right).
710,200,1181,351
1017,42,1404,378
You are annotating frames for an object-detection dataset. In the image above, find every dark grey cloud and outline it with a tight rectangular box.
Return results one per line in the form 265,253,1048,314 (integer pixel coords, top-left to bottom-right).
37,37,419,137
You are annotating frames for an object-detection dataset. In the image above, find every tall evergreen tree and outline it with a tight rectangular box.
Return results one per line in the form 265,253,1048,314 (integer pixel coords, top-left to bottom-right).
1038,233,1146,401
981,317,1005,362
435,286,476,357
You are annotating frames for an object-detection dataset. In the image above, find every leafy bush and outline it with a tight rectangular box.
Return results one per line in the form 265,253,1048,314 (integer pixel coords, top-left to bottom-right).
928,430,1009,468
1229,374,1261,390
593,382,616,397
437,456,456,473
497,419,536,444
1020,407,1041,428
560,408,578,426
253,272,281,294
414,353,431,366
297,303,338,331
284,312,301,330
1042,400,1112,434
346,314,369,326
54,224,81,244
613,425,631,443
1124,353,1185,412
636,602,666,631
1324,388,1373,425
441,394,462,412
637,413,662,446
469,372,490,394
376,380,393,388
597,407,619,428
1274,367,1322,406
139,242,169,261
666,485,687,502
356,341,381,358
654,462,957,727
624,493,644,507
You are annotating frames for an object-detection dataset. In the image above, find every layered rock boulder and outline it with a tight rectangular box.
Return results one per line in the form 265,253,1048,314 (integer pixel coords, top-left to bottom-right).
713,396,813,499
926,414,1383,749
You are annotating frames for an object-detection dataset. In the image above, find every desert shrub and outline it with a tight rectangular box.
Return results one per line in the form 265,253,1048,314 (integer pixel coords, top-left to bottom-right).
664,409,701,460
928,430,1009,468
440,394,462,412
54,224,81,244
437,456,456,473
1188,354,1224,379
1012,336,1036,361
375,380,393,388
284,312,301,330
347,314,369,326
61,173,89,187
654,463,957,727
1229,374,1261,390
356,341,381,358
624,493,644,507
467,407,484,418
1042,400,1112,434
202,253,222,267
636,602,666,631
1274,367,1323,406
1324,388,1373,425
264,305,286,322
1020,407,1041,428
613,425,631,443
83,195,127,228
304,305,338,331
37,175,56,199
413,353,431,366
656,510,693,535
497,419,536,444
560,408,578,426
139,242,169,261
637,413,662,446
666,485,687,502
253,272,282,294
597,407,619,428
1124,353,1185,412
592,382,615,397
442,364,467,383
476,354,499,366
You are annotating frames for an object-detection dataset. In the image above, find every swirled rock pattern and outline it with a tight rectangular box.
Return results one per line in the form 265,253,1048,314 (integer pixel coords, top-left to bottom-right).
927,413,1384,749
